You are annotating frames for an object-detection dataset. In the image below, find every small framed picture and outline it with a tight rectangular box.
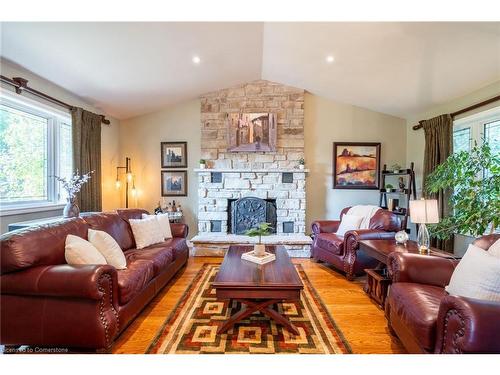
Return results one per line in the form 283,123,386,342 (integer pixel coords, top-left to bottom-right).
333,142,381,190
161,170,187,196
161,142,187,168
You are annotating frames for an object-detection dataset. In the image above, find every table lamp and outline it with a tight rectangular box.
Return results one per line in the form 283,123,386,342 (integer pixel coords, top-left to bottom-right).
409,199,439,253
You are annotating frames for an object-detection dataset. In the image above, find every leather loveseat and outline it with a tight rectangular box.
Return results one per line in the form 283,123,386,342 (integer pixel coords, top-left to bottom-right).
311,207,401,280
386,234,500,353
0,208,189,351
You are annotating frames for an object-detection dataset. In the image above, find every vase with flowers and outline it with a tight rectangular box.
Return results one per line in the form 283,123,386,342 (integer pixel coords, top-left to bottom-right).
55,170,93,218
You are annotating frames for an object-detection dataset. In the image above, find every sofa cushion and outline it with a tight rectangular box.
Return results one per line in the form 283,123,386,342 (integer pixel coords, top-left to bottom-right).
389,282,446,351
117,259,155,305
124,244,174,275
84,213,135,250
315,233,344,255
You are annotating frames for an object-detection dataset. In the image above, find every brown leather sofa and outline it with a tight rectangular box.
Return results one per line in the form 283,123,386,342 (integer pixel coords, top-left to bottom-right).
386,234,500,354
311,207,401,280
0,208,189,351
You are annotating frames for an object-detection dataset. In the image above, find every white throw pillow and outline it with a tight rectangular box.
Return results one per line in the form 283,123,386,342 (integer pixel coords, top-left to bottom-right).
88,229,127,269
129,216,165,249
446,244,500,302
142,213,172,240
488,238,500,258
65,234,107,266
336,215,364,237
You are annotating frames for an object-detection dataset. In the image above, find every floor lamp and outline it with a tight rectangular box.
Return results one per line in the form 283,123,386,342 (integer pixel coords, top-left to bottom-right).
116,157,136,208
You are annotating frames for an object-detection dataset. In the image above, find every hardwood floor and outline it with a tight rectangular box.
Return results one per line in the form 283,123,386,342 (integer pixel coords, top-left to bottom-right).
112,257,406,354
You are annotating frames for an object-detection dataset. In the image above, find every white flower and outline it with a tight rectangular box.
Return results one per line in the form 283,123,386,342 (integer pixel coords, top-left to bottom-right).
54,170,94,198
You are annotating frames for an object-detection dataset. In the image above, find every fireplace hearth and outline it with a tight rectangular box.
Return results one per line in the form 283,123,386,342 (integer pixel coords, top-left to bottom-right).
228,197,277,234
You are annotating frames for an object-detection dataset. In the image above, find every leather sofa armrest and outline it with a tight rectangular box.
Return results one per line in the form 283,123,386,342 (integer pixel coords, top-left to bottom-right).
387,252,459,288
435,295,500,353
0,264,118,301
311,220,340,235
171,223,188,238
344,229,396,241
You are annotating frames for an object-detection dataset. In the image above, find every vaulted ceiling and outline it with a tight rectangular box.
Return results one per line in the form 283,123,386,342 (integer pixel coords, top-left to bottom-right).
1,22,499,120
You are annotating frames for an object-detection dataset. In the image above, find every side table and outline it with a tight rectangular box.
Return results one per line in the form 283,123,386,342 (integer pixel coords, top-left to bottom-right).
359,239,457,309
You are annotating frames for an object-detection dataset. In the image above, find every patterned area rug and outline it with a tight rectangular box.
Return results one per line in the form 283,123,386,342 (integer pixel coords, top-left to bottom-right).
147,263,351,354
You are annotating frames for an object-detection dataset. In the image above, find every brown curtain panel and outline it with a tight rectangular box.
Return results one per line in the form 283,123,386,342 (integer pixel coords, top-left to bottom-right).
422,114,453,252
71,107,102,212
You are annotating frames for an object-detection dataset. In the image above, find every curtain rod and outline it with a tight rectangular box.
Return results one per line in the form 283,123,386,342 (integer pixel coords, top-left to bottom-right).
412,94,500,130
0,75,111,125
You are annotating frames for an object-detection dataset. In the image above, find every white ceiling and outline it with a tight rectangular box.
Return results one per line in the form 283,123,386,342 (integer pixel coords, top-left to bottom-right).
1,22,499,120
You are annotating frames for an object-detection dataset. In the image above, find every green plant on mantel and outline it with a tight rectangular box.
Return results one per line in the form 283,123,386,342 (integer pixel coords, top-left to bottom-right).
245,222,273,244
425,141,499,240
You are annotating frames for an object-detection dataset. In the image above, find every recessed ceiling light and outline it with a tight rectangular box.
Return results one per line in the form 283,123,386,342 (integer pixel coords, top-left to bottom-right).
192,56,201,64
326,55,335,63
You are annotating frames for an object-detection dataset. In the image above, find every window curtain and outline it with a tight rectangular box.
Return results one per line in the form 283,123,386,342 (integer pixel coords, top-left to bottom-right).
422,114,454,252
71,107,102,212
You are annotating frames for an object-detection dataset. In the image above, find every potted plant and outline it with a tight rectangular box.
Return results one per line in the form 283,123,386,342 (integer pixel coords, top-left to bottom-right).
425,141,499,239
385,183,395,192
298,157,305,170
199,159,206,169
245,222,273,256
54,170,93,218
391,163,402,173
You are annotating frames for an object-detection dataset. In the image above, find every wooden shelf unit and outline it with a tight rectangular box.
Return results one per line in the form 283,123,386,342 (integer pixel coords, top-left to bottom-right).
379,162,417,231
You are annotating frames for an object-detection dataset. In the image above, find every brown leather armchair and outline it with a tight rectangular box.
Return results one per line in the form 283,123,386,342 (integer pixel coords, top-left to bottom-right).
311,207,401,280
386,234,500,354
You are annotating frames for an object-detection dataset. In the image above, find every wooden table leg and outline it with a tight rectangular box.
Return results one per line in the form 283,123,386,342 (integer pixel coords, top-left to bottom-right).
218,299,300,336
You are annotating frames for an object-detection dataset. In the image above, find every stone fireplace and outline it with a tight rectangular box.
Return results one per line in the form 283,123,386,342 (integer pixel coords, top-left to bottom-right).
191,80,312,257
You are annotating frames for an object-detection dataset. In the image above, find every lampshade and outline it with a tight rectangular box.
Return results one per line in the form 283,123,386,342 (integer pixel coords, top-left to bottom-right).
409,199,439,224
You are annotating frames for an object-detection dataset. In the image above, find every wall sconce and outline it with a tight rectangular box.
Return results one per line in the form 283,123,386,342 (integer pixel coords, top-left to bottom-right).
116,157,135,208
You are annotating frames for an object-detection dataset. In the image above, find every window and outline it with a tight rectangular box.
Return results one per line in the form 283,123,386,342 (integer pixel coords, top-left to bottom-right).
0,89,72,214
453,106,500,154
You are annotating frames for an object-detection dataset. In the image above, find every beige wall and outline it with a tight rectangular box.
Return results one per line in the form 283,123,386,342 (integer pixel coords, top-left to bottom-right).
119,100,201,238
0,59,121,233
304,93,407,231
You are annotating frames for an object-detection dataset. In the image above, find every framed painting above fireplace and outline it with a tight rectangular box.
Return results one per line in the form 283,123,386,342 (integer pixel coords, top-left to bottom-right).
333,142,381,190
227,113,277,152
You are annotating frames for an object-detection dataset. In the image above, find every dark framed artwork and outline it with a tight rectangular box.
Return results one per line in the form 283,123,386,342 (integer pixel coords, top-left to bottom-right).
227,113,277,152
161,170,188,196
161,142,187,168
333,142,381,189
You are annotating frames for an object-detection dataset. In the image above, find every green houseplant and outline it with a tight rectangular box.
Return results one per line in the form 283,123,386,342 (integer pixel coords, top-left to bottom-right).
425,141,499,240
298,157,305,170
245,222,273,256
199,159,206,169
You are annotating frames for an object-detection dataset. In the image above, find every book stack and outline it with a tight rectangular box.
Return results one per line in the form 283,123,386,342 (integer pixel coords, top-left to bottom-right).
241,250,276,265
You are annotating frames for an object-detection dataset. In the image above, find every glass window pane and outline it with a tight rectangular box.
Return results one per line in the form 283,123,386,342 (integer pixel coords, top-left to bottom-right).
453,127,470,153
0,104,48,203
58,122,73,201
485,120,500,155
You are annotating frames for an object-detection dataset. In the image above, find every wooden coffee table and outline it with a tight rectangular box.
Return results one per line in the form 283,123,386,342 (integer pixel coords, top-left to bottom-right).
212,245,303,335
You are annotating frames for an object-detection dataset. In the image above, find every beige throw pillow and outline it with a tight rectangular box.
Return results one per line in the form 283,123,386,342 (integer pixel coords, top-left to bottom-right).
446,244,500,302
65,234,107,266
336,215,364,237
129,216,165,249
488,238,500,258
142,213,172,240
88,229,127,269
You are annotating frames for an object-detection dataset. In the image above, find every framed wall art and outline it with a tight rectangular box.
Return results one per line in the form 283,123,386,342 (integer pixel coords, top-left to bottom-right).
161,141,187,168
333,142,381,189
227,113,277,152
161,170,188,196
